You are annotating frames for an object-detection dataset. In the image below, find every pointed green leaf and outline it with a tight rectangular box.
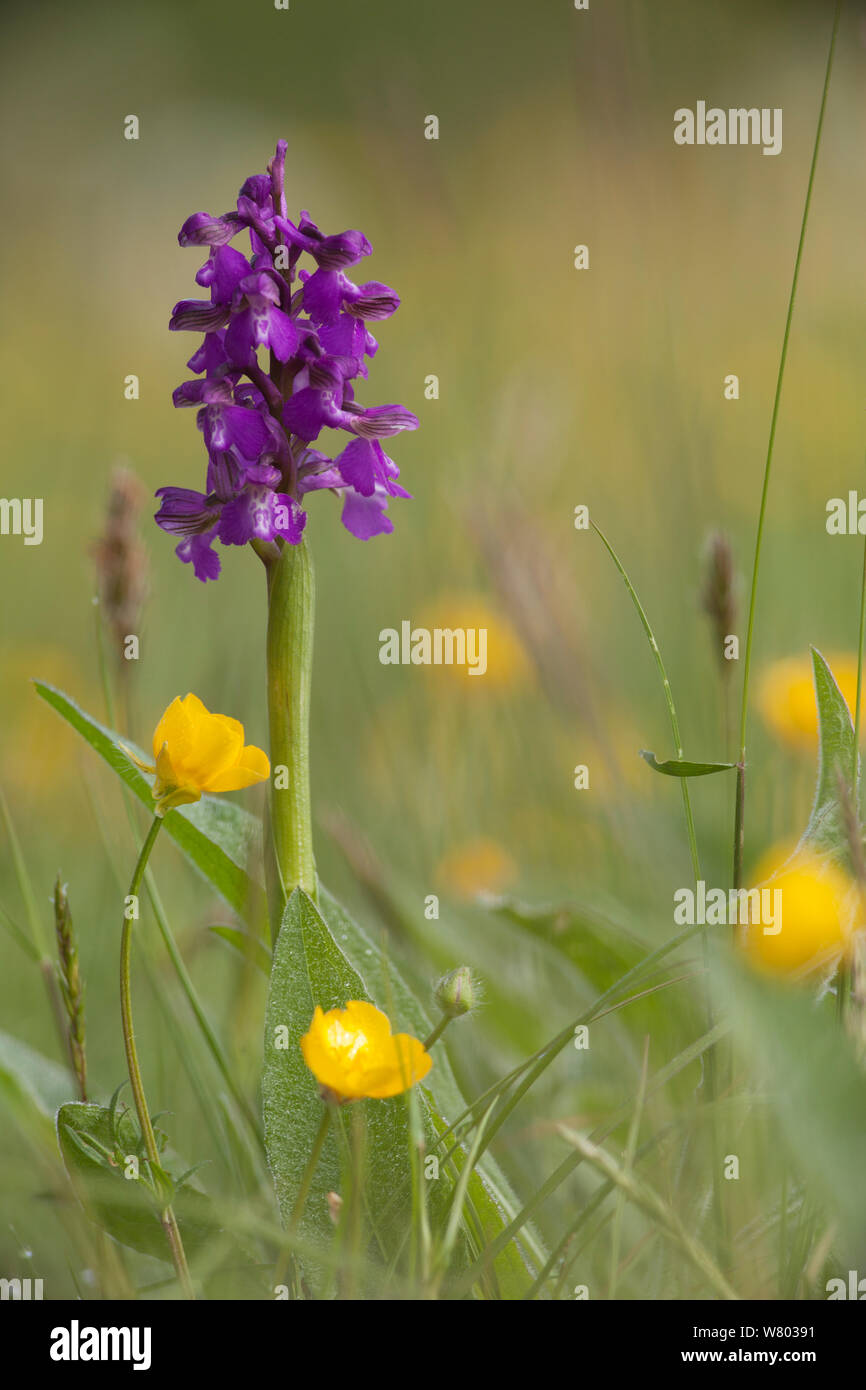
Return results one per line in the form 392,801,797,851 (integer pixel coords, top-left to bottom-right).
263,889,542,1294
34,682,263,916
317,887,545,1293
640,751,736,777
262,889,420,1275
799,647,858,856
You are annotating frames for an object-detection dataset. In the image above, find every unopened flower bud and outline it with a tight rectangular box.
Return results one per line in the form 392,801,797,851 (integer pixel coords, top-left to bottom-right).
435,966,480,1019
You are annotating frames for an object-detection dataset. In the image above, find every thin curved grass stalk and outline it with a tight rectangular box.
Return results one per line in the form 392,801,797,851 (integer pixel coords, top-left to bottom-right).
434,927,708,1152
429,1100,498,1290
450,1019,726,1298
591,520,731,1258
94,619,265,1156
608,1035,650,1298
451,972,704,1179
118,817,194,1298
555,1126,738,1300
523,1121,679,1300
591,521,700,881
79,768,247,1178
734,0,842,890
436,968,702,1180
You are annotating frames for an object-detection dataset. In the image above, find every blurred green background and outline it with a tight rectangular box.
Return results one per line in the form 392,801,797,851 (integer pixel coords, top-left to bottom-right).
1,0,865,1296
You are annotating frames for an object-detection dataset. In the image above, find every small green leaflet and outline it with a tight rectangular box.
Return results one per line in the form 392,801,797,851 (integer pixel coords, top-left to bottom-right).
640,750,736,777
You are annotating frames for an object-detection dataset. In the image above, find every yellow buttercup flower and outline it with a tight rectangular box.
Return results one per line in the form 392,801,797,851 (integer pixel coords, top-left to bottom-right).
128,693,270,815
301,1001,432,1102
757,653,861,749
414,596,533,690
740,844,857,977
435,836,516,900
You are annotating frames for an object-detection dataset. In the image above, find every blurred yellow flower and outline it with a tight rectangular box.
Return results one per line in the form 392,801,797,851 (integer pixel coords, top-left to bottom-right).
301,1001,431,1101
128,693,269,814
740,844,857,976
4,647,92,807
436,836,516,900
757,653,861,749
414,596,532,690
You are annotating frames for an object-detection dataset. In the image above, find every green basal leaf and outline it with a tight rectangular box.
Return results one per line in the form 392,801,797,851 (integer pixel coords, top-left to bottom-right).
640,751,736,777
263,889,542,1295
56,1101,219,1263
716,954,866,1249
317,888,546,1292
34,682,262,917
798,647,858,857
262,889,420,1279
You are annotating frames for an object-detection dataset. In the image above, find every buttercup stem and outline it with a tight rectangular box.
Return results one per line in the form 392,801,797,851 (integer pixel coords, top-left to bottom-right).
266,537,318,916
119,815,194,1299
423,1016,452,1051
274,1103,333,1293
290,1104,333,1230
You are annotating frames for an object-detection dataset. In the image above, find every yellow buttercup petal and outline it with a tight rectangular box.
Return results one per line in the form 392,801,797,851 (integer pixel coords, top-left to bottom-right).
204,743,271,792
361,1034,433,1097
300,1007,361,1098
342,1000,393,1046
177,693,243,780
152,695,191,764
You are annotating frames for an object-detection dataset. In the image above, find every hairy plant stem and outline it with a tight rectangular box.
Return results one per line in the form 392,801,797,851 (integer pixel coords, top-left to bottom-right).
733,0,842,891
119,816,194,1299
266,538,317,927
422,1016,452,1051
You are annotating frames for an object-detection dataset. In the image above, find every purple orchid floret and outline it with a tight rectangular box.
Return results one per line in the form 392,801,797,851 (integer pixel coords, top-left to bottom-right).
157,140,417,580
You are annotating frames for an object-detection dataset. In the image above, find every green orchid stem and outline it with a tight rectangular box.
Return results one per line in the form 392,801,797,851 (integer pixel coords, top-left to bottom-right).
119,816,194,1300
266,537,317,924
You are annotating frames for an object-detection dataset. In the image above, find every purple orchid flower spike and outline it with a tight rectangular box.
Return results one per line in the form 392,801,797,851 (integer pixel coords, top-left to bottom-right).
157,140,417,580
